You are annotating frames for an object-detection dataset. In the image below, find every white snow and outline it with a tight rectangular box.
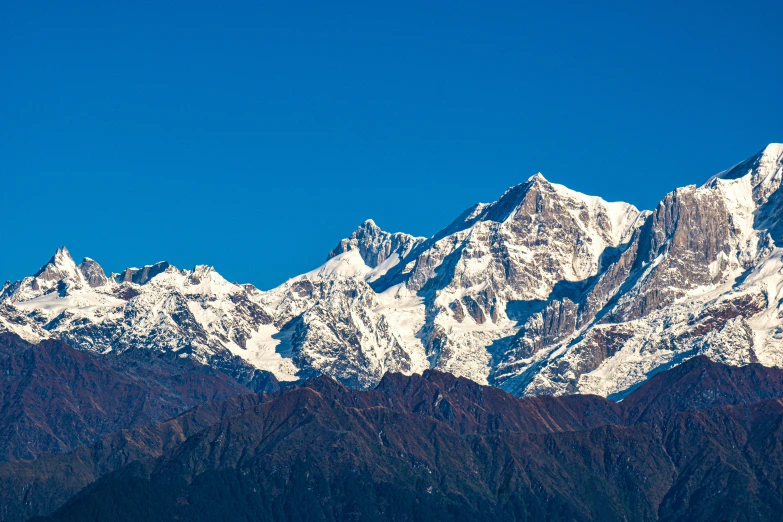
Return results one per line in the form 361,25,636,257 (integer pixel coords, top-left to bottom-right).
305,250,373,280
226,325,300,382
14,290,125,316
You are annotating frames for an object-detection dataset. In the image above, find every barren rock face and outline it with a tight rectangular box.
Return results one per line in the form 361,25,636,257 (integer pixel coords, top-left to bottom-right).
78,258,108,288
2,145,783,398
495,145,783,397
328,218,425,270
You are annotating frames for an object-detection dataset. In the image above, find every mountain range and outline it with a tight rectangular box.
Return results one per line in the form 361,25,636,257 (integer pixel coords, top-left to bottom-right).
3,335,783,521
2,143,782,399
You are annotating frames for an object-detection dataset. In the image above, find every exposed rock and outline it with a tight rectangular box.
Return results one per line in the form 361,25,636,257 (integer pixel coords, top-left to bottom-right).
78,258,108,288
328,218,425,272
116,261,171,285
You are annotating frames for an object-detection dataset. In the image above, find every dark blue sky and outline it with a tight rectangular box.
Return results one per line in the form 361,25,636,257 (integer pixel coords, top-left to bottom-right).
2,1,781,289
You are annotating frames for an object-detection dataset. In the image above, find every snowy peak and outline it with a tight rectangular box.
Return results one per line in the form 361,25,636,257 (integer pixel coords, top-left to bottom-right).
34,246,80,284
78,258,108,288
307,250,373,280
0,252,284,384
465,173,555,224
706,143,783,205
115,261,171,285
759,142,783,164
328,220,425,283
423,173,619,242
458,173,641,244
699,143,783,247
329,219,424,269
52,246,74,265
180,264,239,296
718,142,783,181
359,218,380,232
21,246,89,298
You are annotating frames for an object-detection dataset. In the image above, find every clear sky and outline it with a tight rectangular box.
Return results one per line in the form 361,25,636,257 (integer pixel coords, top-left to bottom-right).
2,0,781,289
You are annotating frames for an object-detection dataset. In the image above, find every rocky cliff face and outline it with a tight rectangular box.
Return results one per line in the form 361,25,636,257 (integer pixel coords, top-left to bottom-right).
327,218,425,274
497,144,783,397
2,144,783,398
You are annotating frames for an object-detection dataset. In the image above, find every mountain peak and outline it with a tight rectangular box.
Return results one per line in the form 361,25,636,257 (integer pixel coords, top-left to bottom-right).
360,218,379,230
762,142,783,155
707,143,783,182
116,261,171,285
52,246,75,268
759,143,783,169
703,143,783,206
33,246,81,283
78,257,108,288
526,172,548,183
328,219,424,270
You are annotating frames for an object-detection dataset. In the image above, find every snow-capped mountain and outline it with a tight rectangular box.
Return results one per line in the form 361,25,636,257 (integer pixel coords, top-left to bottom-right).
0,250,282,389
491,143,783,397
2,144,782,398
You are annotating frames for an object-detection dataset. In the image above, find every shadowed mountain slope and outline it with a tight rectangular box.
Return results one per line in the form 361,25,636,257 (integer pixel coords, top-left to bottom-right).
0,333,275,463
13,354,783,522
